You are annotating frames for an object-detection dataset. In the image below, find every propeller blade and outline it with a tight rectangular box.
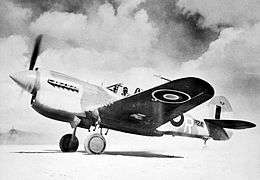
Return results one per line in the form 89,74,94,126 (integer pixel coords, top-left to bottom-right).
29,34,43,70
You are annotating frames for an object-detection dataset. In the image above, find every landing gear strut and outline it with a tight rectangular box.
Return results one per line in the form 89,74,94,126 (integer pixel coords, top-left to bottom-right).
59,115,107,154
83,113,107,154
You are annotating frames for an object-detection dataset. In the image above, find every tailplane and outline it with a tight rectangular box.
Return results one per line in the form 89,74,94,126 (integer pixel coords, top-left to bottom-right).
204,119,256,129
205,96,256,140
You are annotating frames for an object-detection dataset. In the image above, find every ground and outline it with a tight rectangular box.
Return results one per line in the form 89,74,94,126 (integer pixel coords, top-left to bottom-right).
0,131,259,180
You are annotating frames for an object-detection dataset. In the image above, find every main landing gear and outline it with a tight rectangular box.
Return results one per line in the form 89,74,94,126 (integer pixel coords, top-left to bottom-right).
84,133,106,154
59,128,79,152
59,118,107,154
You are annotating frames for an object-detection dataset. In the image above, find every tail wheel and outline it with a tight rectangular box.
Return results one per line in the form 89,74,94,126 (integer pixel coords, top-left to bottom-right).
59,134,79,152
84,133,106,154
170,114,184,127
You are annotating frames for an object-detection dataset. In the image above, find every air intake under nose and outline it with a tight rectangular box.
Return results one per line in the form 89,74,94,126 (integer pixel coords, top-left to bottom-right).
9,70,38,94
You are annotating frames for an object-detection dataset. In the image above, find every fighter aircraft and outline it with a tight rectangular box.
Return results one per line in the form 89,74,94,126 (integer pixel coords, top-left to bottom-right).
9,35,255,154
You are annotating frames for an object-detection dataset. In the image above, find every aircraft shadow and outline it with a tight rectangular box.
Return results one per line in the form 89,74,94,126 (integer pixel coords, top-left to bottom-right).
12,150,183,158
12,150,63,154
102,151,183,158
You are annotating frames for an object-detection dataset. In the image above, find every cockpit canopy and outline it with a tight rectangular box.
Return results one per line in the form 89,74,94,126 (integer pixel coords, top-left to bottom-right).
106,83,142,96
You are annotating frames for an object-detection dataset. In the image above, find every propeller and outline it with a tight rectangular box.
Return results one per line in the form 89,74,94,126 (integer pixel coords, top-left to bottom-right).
17,35,43,99
29,34,43,70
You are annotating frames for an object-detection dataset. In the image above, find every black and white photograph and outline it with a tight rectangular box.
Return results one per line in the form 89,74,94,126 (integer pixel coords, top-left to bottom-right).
0,0,259,179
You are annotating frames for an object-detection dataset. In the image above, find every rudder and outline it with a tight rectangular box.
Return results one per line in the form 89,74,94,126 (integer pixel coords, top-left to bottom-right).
208,96,232,119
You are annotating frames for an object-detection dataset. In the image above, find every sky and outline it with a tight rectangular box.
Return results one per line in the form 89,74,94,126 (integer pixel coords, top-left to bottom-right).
0,0,259,137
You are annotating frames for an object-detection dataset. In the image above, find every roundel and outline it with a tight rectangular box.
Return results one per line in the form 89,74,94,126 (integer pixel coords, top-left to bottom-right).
152,89,191,104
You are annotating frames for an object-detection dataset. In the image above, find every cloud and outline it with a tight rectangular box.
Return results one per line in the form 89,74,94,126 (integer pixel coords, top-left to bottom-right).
13,0,220,60
30,3,157,54
177,0,260,28
0,0,32,36
0,35,28,81
0,0,259,135
178,23,260,118
30,11,88,43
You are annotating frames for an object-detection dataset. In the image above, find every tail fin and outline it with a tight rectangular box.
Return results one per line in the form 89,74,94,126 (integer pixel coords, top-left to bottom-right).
209,96,232,119
205,96,256,140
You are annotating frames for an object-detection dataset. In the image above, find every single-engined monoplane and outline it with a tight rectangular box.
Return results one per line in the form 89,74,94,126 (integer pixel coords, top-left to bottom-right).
9,35,256,154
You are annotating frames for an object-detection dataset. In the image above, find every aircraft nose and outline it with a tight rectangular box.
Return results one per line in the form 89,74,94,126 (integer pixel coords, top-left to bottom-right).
9,70,38,93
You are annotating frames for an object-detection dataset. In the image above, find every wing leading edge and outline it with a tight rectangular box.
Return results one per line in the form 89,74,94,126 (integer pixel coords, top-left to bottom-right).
98,77,214,136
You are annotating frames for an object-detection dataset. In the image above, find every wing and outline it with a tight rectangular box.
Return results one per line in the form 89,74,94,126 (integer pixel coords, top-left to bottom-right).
98,77,214,136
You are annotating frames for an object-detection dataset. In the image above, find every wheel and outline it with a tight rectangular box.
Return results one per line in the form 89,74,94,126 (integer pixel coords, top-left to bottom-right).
59,134,79,152
84,133,106,154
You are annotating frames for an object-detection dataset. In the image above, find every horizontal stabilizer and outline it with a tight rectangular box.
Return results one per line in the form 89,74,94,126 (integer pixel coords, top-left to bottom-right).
204,119,256,129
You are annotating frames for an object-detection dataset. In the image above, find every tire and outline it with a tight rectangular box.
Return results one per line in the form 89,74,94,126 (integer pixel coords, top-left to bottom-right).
59,134,79,152
170,114,184,127
84,133,106,154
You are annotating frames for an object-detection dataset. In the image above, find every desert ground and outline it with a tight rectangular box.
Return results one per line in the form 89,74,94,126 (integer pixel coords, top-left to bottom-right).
0,129,259,180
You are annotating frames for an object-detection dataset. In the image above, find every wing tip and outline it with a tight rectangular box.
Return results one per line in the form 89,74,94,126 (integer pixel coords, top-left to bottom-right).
187,77,215,97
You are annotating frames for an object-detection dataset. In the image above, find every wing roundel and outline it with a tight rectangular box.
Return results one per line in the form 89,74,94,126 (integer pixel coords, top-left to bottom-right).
152,89,191,104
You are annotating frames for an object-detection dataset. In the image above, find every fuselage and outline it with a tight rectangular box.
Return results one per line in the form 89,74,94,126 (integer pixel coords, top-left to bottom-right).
10,69,212,139
10,69,118,129
157,114,210,139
